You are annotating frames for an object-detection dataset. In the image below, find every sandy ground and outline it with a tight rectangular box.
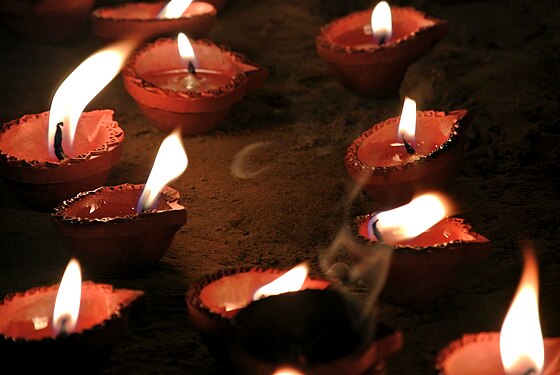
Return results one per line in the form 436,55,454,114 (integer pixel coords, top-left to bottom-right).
0,0,559,374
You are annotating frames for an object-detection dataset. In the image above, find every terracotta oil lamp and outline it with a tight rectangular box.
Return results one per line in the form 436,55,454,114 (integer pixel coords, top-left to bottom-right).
316,1,447,97
227,288,403,375
0,259,143,373
344,97,471,207
187,263,330,337
123,34,268,135
0,40,137,211
52,132,188,278
0,0,95,43
91,0,217,41
350,193,490,304
436,249,560,375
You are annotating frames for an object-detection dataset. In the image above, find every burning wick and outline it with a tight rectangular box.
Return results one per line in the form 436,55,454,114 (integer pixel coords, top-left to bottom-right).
397,97,417,156
401,135,416,154
54,122,67,160
188,61,196,75
52,258,82,337
55,315,71,338
367,218,384,242
137,130,188,212
370,1,392,46
366,193,449,243
378,35,386,46
177,33,200,90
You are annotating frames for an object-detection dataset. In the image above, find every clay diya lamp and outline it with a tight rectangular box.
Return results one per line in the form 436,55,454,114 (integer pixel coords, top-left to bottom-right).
344,97,471,207
316,1,447,97
0,41,136,211
52,184,186,278
0,0,95,43
123,33,268,135
227,288,403,374
351,193,490,304
0,259,143,373
0,110,123,211
436,249,560,375
52,131,188,278
186,263,331,337
91,0,217,41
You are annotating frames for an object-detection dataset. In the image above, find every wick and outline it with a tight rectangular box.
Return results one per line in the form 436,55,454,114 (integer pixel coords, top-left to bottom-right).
378,35,386,46
401,135,416,155
521,369,537,375
188,61,196,75
57,316,69,338
54,122,67,161
368,218,383,242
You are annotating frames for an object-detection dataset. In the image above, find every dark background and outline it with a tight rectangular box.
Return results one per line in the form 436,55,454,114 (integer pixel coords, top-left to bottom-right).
0,0,559,373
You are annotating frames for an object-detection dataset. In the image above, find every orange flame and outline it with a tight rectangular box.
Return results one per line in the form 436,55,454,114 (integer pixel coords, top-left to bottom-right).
253,263,309,301
369,193,449,243
157,0,194,19
371,1,392,42
52,259,82,336
137,130,188,211
48,40,136,159
500,249,544,374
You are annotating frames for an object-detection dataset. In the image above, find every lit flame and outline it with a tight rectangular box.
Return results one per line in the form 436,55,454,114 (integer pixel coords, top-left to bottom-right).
48,40,137,159
369,193,448,243
253,263,309,301
52,259,82,336
157,0,194,19
273,368,304,375
371,1,392,42
137,130,188,211
397,96,417,144
177,32,198,69
500,249,544,375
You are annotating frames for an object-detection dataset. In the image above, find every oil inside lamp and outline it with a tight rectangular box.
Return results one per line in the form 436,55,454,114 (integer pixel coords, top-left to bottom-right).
157,0,194,19
363,96,422,168
143,33,231,93
366,193,448,244
177,32,201,90
47,39,136,161
52,259,82,336
500,250,544,375
137,129,188,212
